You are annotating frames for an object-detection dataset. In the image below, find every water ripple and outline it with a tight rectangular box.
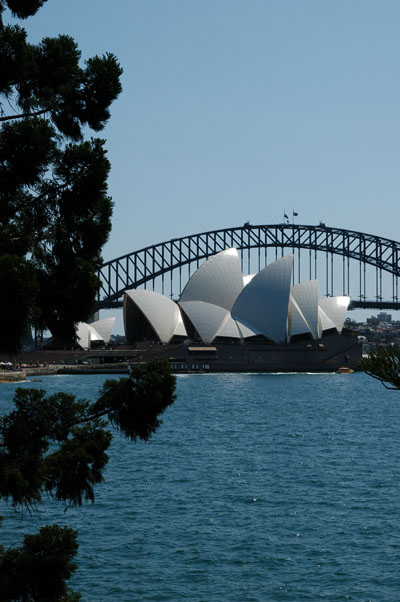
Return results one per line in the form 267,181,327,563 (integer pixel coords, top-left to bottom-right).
1,372,400,600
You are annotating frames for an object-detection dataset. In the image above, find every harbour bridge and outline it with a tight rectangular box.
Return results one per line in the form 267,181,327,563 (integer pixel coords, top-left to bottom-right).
97,223,400,313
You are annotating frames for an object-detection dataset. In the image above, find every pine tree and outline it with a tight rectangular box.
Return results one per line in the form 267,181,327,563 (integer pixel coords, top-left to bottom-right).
0,3,177,599
0,360,177,601
0,0,122,350
359,344,400,389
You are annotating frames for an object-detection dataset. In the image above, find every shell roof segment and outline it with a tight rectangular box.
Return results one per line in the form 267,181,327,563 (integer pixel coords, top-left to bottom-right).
179,300,230,344
243,274,256,286
236,320,261,338
76,317,116,349
288,296,311,340
318,306,336,336
122,248,351,345
124,289,184,343
179,247,243,311
289,280,319,340
91,317,115,343
318,296,350,334
231,254,294,343
76,322,92,349
216,315,242,338
174,311,187,337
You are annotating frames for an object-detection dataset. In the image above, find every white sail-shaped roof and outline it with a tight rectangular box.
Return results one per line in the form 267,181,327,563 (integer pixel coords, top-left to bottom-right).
76,321,110,349
179,300,229,343
231,255,294,343
319,296,350,334
122,247,353,348
124,289,181,343
76,322,91,349
243,274,256,286
88,325,103,342
216,315,242,339
173,310,187,337
236,320,262,339
290,280,318,339
91,318,115,344
179,248,243,310
288,297,311,340
318,306,336,337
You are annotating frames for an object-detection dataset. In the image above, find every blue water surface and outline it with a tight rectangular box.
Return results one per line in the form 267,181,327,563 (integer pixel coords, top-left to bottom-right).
1,372,400,601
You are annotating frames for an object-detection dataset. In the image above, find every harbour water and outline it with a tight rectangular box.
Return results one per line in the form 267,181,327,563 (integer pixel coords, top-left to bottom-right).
1,372,400,601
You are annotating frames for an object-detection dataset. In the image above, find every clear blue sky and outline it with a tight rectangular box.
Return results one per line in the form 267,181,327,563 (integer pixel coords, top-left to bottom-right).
15,0,400,329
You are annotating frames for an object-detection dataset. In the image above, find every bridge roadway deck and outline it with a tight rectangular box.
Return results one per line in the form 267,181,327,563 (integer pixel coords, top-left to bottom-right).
98,299,400,311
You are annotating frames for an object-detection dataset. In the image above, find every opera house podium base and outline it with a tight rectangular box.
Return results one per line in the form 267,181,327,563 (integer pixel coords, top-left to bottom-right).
155,331,363,374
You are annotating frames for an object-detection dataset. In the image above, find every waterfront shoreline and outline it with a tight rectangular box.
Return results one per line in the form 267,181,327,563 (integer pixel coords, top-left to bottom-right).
0,370,27,382
0,331,363,377
1,363,361,379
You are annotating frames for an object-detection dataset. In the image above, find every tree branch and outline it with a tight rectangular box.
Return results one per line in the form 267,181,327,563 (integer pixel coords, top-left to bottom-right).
362,369,400,390
0,109,48,122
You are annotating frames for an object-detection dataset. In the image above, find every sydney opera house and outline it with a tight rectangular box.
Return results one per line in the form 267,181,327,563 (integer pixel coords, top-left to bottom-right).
76,317,115,350
122,249,362,372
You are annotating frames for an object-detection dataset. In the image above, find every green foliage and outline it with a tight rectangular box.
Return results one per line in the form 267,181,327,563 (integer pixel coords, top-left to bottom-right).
0,359,176,599
94,358,177,441
0,254,38,353
359,344,400,389
0,387,108,507
0,525,81,602
0,1,48,21
0,1,122,349
0,359,176,509
0,5,175,601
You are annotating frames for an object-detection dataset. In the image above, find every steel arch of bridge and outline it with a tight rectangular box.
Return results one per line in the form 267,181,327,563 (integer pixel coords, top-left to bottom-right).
97,224,400,310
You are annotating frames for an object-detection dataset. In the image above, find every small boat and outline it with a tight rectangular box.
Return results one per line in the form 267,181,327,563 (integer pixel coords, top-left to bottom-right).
337,366,354,374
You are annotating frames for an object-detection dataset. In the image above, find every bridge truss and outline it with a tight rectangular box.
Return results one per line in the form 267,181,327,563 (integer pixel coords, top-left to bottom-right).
97,224,400,312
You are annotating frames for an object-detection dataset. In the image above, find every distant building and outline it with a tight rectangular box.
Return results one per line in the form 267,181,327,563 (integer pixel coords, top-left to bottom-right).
367,313,392,325
377,312,392,323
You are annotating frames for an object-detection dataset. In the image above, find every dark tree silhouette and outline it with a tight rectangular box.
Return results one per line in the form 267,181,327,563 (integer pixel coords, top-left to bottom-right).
0,3,177,600
0,359,177,601
0,0,122,350
359,344,400,390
